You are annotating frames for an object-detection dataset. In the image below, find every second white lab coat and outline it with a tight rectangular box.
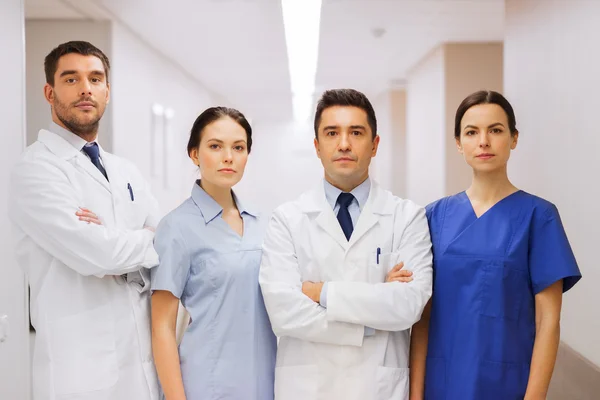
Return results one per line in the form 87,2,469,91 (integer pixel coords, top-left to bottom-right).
259,181,433,400
9,129,160,400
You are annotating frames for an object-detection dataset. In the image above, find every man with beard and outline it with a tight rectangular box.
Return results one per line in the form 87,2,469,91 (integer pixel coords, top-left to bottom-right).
9,41,161,400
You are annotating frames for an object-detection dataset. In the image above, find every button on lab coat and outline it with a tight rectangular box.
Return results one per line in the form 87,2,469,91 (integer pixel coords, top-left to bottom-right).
9,129,160,400
259,181,433,400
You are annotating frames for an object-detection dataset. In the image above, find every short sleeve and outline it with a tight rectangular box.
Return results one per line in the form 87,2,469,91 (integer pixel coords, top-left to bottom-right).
529,205,581,295
150,218,191,298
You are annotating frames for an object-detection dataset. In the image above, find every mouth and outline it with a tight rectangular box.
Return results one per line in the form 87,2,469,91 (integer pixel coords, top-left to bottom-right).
75,101,95,110
218,168,236,174
335,157,355,162
476,153,495,159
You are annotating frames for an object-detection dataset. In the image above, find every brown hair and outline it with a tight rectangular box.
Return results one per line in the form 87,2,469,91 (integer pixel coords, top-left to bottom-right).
44,41,110,86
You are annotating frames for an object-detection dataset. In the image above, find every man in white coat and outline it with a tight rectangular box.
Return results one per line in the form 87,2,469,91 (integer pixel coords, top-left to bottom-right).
9,41,160,400
259,89,433,400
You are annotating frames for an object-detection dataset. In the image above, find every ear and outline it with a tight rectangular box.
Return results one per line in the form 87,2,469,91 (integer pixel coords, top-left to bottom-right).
371,135,380,157
510,130,519,150
44,83,54,106
189,147,200,166
313,137,321,159
106,82,111,104
456,137,463,154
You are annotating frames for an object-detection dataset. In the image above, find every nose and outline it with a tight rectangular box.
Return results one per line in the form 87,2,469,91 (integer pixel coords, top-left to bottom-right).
479,132,490,148
223,148,233,163
338,132,351,152
79,80,92,96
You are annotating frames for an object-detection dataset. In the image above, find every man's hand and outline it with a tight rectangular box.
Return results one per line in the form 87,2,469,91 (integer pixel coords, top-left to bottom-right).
386,262,413,283
302,281,324,303
75,207,102,225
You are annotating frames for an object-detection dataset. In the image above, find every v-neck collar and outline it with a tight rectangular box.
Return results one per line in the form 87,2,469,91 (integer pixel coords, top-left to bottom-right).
463,190,523,219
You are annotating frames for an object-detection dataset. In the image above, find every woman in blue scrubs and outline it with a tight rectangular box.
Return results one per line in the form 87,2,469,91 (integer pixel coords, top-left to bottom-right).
409,91,581,400
150,107,276,399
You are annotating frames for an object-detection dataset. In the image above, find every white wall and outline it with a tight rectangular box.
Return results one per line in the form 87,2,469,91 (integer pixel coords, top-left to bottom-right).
371,91,394,193
235,120,323,216
505,0,600,366
0,0,29,399
110,23,220,215
406,46,446,206
25,20,113,150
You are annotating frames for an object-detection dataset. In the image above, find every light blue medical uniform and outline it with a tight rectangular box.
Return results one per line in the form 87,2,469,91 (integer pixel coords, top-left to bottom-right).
424,190,581,399
151,180,277,400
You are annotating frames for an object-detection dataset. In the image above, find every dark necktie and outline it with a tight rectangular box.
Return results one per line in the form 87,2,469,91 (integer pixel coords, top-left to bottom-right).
82,142,108,181
336,192,355,241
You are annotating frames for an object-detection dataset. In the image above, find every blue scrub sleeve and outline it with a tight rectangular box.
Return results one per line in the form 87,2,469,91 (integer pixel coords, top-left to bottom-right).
529,205,581,295
150,218,191,298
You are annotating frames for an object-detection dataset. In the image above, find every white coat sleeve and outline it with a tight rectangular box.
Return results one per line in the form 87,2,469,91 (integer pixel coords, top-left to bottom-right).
325,206,433,331
9,157,158,277
259,208,365,346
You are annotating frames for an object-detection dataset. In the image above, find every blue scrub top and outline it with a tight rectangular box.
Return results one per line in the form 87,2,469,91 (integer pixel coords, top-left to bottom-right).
424,190,581,400
151,180,277,400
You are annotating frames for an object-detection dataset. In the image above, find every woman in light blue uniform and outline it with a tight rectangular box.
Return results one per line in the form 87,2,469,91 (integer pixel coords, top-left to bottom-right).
150,107,276,400
409,91,581,399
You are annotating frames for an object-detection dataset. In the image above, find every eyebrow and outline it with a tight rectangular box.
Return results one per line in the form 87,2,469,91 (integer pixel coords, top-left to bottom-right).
322,125,366,131
463,122,506,131
59,70,106,78
206,138,246,144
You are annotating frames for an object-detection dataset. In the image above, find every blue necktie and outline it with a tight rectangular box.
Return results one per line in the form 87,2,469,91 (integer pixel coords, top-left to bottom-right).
336,192,355,241
82,142,108,181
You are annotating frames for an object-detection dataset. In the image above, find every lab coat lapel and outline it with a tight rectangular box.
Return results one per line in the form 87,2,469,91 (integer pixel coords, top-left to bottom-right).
74,154,111,193
101,151,129,226
302,184,349,251
348,183,392,247
38,129,111,193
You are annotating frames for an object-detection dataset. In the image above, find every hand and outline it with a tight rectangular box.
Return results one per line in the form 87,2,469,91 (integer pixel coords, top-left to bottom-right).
385,262,413,283
75,207,102,225
302,281,324,303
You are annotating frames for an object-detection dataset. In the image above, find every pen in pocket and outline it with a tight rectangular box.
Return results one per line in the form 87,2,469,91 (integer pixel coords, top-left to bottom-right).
127,183,135,201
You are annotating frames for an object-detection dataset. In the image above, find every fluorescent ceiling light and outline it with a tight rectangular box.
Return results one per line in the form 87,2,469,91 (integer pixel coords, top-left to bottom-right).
281,0,322,121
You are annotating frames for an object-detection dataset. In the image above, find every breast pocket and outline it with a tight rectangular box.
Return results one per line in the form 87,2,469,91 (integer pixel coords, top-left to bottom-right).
48,304,118,395
479,259,528,321
368,251,401,283
120,184,148,229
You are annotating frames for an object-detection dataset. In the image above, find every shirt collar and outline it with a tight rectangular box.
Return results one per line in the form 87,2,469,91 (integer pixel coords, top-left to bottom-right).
48,121,92,152
323,176,371,211
190,180,256,224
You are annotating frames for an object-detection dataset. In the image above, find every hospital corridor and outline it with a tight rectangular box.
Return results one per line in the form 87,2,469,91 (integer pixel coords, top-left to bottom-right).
0,0,599,399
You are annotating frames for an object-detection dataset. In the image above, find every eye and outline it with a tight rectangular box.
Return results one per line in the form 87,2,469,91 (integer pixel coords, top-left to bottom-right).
326,131,337,136
465,130,476,136
209,144,220,149
91,78,101,83
491,128,503,134
234,145,246,151
351,130,362,136
66,78,76,84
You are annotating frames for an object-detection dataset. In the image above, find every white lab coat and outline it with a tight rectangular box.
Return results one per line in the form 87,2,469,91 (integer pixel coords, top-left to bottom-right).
9,129,160,400
259,181,433,400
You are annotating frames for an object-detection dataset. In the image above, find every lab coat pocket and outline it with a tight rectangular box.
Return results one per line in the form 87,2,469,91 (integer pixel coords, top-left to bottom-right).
375,366,409,399
370,251,401,282
274,365,318,399
48,304,118,395
424,357,446,399
479,260,527,321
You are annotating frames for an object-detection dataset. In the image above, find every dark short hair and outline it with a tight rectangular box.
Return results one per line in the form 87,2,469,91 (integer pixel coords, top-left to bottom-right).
314,89,377,140
187,107,253,155
454,90,518,139
44,41,111,86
